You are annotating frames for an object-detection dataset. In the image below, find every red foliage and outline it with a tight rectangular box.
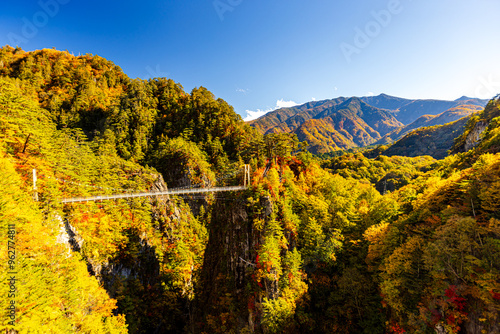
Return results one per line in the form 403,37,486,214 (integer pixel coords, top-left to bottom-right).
445,286,466,312
255,254,261,269
444,286,456,299
491,290,500,301
425,215,441,225
389,323,406,333
247,296,255,312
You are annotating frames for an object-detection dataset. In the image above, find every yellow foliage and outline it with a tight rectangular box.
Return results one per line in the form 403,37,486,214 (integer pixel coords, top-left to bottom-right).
0,152,127,333
364,222,390,267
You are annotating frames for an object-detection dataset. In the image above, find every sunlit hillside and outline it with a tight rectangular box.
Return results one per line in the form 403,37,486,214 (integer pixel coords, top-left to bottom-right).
1,47,499,334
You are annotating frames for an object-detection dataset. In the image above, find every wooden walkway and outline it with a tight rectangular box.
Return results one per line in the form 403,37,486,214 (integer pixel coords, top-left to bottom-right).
61,186,247,203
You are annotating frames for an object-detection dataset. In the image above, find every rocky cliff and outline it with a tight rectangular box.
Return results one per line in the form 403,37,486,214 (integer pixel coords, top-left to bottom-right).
464,120,488,151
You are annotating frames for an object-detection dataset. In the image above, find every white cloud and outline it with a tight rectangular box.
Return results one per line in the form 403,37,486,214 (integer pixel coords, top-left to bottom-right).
276,99,298,109
244,108,274,121
236,88,249,94
367,91,375,96
244,99,299,121
311,97,316,101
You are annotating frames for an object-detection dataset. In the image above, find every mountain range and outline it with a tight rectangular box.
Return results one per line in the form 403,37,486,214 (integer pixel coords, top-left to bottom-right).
2,46,500,333
249,94,488,154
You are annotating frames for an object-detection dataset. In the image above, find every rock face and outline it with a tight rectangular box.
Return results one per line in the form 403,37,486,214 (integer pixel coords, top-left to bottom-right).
56,214,83,254
150,173,169,194
464,120,488,151
464,311,500,334
195,195,272,333
196,197,252,318
435,324,449,334
59,216,105,276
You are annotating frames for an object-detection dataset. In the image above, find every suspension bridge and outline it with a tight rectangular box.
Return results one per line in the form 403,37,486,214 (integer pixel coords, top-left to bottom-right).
34,165,252,204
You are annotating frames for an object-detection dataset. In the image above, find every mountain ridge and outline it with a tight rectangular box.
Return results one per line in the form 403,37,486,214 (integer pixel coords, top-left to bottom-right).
2,46,500,334
249,93,488,154
375,104,483,144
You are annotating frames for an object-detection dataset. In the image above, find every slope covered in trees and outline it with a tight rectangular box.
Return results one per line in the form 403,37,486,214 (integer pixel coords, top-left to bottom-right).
372,97,500,160
378,117,472,159
451,96,500,157
250,93,487,155
0,46,257,171
1,46,499,334
376,104,483,145
0,76,130,332
390,97,487,124
0,47,256,333
251,97,403,154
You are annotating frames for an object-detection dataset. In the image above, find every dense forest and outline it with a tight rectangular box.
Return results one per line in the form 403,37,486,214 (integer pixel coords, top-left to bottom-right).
1,46,499,333
249,93,487,155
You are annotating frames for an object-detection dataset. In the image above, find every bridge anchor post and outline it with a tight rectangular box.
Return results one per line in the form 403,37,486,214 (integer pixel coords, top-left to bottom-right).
244,164,251,187
33,169,38,201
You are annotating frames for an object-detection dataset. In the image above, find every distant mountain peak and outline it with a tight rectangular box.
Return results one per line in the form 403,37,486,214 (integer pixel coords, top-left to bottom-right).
376,93,396,98
360,94,414,112
455,96,474,101
344,96,362,104
249,93,489,155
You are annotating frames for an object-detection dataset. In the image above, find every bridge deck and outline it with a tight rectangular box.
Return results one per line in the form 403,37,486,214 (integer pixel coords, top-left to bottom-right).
61,186,247,203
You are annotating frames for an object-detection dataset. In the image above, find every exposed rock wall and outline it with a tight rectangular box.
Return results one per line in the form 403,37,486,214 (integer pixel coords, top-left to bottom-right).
195,195,272,333
464,311,500,334
464,120,488,151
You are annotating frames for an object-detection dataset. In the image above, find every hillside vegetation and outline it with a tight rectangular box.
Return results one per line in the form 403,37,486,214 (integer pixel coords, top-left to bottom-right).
1,46,499,334
372,96,500,160
379,117,472,159
377,104,483,145
250,93,487,155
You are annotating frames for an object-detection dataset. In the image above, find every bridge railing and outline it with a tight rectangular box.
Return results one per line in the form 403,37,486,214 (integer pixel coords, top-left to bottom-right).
56,165,251,204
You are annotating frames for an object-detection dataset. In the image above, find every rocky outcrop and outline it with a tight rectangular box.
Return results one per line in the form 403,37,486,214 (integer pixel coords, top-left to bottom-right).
56,214,83,255
196,196,252,299
464,120,488,151
435,324,449,334
463,311,500,334
195,195,272,333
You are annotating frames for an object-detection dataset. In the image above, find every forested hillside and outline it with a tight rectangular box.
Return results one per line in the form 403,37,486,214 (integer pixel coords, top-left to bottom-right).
370,97,500,160
250,93,487,155
1,46,499,334
377,116,472,159
376,104,483,145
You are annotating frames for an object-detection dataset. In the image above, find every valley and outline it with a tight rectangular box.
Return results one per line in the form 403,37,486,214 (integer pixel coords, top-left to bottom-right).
1,46,499,334
250,93,488,157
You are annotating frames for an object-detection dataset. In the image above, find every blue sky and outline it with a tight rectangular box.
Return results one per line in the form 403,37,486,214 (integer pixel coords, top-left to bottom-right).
1,0,500,120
